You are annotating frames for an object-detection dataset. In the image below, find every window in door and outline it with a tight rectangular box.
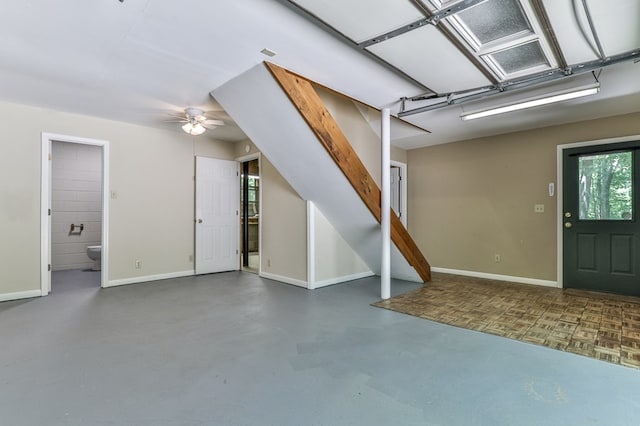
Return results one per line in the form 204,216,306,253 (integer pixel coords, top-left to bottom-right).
578,151,633,221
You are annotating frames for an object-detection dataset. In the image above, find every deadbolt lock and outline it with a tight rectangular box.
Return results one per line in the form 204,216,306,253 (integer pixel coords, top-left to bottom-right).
564,222,572,228
564,212,572,218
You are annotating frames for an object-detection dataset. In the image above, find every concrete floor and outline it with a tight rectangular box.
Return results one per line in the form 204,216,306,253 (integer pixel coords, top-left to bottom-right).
1,272,640,425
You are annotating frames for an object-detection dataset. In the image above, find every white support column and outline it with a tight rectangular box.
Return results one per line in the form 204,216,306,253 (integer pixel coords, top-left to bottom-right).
381,108,391,300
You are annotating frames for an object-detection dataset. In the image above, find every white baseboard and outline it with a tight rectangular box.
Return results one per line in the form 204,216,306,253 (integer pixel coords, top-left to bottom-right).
431,267,559,288
0,289,43,303
311,271,375,289
105,270,195,288
259,272,308,288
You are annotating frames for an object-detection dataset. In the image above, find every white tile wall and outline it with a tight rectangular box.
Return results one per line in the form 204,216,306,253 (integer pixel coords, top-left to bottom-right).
51,142,102,271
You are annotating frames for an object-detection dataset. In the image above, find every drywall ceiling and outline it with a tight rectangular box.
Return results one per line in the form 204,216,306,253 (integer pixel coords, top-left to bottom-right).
0,0,638,147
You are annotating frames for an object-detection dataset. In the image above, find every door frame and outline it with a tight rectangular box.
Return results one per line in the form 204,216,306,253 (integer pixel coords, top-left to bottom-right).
556,134,640,289
41,132,110,295
235,152,262,273
390,160,408,228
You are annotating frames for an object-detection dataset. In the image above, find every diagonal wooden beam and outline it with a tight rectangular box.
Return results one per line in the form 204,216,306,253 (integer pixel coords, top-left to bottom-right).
265,62,431,282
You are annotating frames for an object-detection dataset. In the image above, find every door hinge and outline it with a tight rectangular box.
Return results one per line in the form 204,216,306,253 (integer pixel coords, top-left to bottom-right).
236,249,239,255
48,264,51,272
237,171,239,176
236,210,239,216
48,208,51,216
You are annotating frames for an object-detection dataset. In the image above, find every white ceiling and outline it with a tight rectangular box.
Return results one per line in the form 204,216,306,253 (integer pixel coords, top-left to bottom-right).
0,0,638,148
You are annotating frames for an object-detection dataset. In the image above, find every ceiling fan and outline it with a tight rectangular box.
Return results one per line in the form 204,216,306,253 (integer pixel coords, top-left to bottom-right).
173,107,225,136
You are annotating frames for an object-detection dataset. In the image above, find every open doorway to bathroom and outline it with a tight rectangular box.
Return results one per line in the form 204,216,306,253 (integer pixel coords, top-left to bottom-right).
50,142,103,291
41,133,109,295
240,158,260,274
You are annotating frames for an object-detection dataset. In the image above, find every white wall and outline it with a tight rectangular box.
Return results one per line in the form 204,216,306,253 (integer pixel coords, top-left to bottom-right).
51,142,102,270
310,203,372,288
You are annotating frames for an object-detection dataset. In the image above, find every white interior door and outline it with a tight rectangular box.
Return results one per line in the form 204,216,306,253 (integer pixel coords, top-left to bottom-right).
195,157,240,274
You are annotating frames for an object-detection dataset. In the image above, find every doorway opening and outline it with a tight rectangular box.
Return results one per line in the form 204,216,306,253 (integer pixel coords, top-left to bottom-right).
390,161,407,227
240,157,260,274
41,133,110,295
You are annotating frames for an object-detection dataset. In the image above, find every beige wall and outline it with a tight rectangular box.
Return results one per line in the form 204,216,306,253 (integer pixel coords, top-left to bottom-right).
260,155,308,282
409,112,640,281
235,139,308,282
234,140,261,158
236,140,373,285
236,139,308,281
0,100,235,295
316,88,408,187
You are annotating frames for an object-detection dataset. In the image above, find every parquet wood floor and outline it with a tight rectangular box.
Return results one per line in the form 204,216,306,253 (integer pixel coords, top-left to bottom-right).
374,273,640,369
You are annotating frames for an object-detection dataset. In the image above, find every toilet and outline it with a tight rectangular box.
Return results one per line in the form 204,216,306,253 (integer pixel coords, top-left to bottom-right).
86,245,102,271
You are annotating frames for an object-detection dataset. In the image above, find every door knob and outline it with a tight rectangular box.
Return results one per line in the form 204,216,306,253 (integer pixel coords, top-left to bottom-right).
564,212,572,218
198,219,203,224
564,222,572,228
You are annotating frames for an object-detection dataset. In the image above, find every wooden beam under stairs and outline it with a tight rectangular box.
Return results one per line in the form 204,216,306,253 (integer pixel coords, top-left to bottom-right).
265,62,431,282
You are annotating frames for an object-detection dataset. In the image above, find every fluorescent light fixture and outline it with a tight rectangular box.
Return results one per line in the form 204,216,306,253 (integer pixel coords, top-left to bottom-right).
460,83,600,121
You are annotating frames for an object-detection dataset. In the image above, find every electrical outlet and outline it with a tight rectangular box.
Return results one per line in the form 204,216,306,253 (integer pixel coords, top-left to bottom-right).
494,254,501,263
135,259,142,269
534,204,545,213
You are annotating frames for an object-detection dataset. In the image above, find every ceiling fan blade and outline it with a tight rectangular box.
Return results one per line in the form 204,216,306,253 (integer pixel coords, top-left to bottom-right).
203,119,224,127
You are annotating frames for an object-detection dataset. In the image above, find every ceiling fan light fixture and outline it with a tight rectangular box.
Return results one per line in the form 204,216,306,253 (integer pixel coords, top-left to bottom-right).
460,83,601,121
182,122,206,136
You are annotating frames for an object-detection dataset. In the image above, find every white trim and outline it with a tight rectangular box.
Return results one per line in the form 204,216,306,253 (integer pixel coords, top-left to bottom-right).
41,133,110,295
556,134,640,289
431,267,558,288
259,271,308,288
390,160,408,228
306,201,316,289
314,271,375,289
235,152,260,163
0,290,42,303
40,136,51,295
257,154,263,274
105,270,194,288
102,143,110,289
381,108,391,300
556,143,563,290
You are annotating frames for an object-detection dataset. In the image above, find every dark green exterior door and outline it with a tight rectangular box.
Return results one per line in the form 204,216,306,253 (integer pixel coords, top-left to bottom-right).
563,141,640,296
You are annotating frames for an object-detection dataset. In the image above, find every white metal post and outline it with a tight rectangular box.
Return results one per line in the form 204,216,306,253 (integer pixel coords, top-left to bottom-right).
381,108,391,299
